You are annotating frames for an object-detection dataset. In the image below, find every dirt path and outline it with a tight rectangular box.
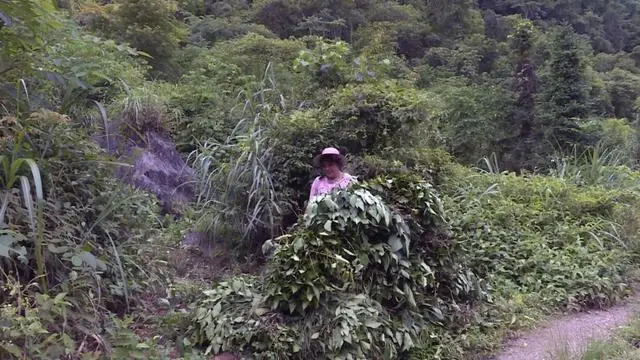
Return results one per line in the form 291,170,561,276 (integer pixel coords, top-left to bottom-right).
494,296,640,360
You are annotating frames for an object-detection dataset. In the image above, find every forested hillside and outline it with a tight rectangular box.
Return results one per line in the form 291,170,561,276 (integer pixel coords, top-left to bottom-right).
3,0,640,359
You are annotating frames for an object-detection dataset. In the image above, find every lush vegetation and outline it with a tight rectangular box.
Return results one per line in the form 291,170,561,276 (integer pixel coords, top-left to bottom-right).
4,0,640,359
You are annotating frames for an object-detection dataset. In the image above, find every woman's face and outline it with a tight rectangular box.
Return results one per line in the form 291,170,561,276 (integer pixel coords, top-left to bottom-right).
321,159,341,179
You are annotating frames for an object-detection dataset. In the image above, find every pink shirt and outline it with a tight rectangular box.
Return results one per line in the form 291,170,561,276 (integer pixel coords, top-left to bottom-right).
309,173,355,201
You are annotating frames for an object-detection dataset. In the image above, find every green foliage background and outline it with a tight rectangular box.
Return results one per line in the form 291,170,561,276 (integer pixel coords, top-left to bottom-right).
4,0,640,359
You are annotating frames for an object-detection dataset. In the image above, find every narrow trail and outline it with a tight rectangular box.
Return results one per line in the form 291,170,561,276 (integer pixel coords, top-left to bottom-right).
494,295,640,360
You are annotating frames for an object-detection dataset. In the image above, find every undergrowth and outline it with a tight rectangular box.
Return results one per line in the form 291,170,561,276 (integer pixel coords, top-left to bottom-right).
0,110,173,358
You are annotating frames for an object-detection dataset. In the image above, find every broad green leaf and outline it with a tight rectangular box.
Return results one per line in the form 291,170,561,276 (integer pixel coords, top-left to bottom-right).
62,333,76,353
402,332,414,351
0,342,22,357
403,283,416,308
211,303,222,317
0,234,25,258
80,251,98,269
47,244,70,253
71,255,81,267
54,292,67,302
388,235,403,252
254,307,269,316
364,320,382,329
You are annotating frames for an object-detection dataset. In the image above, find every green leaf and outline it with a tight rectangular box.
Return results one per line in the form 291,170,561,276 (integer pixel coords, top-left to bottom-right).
212,302,222,317
54,292,67,302
388,235,403,252
1,343,22,357
47,244,70,254
402,332,414,351
293,237,304,252
80,251,98,269
254,307,269,316
0,234,25,258
95,258,107,271
364,320,382,329
403,283,416,308
62,333,76,353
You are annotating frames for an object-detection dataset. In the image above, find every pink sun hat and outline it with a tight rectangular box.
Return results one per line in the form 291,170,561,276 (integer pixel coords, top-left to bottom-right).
313,147,346,168
321,147,340,155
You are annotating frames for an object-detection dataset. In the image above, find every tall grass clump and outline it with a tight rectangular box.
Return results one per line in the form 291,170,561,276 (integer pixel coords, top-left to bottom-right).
190,64,285,252
549,141,637,188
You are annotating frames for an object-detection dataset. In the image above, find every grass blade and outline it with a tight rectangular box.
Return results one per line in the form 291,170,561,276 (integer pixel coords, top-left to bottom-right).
19,176,35,230
92,100,110,151
21,158,43,200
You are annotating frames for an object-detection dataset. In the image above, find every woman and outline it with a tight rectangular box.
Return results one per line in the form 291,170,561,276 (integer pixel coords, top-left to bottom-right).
309,147,356,202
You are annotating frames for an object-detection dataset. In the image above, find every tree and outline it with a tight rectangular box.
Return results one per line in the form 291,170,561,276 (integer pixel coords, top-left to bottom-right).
538,26,588,151
112,0,186,77
499,19,539,170
423,0,483,39
604,68,640,120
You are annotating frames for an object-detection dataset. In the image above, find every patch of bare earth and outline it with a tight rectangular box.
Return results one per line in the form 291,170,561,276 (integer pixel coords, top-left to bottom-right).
494,294,640,360
133,243,264,359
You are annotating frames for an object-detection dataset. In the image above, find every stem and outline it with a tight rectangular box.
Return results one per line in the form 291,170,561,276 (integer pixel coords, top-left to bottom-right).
34,199,47,293
105,230,130,313
0,191,8,224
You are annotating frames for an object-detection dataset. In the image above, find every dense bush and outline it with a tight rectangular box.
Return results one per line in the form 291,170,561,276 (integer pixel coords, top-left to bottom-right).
188,16,275,46
441,164,639,310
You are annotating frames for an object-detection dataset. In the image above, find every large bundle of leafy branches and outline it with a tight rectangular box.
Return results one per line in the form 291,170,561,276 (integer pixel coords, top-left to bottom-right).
190,175,486,359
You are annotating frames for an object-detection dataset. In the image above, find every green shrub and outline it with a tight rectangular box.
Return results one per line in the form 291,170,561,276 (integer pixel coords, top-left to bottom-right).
422,78,512,165
35,22,149,107
209,33,307,84
110,0,188,76
192,276,299,359
0,276,164,359
189,17,276,46
167,49,260,145
2,13,148,118
191,112,283,252
441,164,638,310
